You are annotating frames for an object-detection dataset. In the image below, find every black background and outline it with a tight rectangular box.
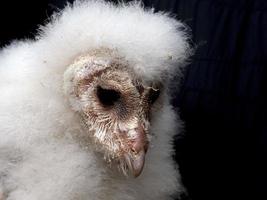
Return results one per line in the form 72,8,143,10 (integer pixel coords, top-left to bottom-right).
1,0,266,199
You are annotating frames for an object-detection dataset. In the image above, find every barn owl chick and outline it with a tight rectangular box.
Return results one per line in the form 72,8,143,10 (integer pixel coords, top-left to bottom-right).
0,1,191,200
64,48,161,177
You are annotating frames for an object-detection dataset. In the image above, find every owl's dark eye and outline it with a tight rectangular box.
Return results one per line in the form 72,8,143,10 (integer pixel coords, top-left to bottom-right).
96,86,121,106
148,88,160,104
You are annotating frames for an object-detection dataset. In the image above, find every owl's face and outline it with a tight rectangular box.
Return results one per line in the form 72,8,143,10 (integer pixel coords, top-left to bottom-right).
64,49,162,177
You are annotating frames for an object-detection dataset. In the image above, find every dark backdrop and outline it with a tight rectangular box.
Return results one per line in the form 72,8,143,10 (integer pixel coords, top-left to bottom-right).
1,1,266,200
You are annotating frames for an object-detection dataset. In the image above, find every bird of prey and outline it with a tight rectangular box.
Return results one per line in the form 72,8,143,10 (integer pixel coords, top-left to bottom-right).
0,1,190,200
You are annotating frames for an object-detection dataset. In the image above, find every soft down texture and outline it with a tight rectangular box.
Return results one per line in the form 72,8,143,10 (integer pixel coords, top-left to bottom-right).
0,1,190,199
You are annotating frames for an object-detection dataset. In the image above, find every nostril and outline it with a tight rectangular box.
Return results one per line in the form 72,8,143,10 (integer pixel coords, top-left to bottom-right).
130,137,148,155
132,141,143,154
127,123,149,155
131,147,138,155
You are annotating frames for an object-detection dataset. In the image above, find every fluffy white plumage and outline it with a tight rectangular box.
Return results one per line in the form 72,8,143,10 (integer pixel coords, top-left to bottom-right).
0,1,190,199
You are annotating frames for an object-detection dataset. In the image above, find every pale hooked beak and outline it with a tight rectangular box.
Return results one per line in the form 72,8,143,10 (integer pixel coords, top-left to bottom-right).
124,124,149,178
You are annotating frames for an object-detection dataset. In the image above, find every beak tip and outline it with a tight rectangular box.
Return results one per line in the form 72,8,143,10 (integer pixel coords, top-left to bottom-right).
124,149,146,178
133,170,142,178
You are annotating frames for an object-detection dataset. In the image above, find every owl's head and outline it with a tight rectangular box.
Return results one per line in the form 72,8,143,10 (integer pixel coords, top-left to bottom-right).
64,48,163,177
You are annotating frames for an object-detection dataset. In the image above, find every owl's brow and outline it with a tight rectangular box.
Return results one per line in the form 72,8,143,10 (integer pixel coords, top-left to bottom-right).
78,66,110,87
